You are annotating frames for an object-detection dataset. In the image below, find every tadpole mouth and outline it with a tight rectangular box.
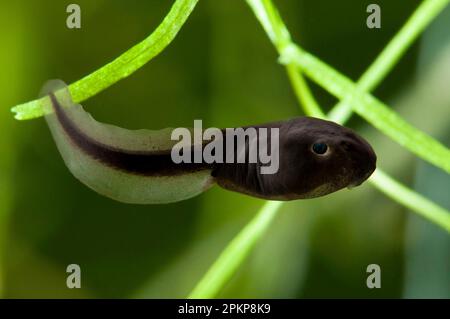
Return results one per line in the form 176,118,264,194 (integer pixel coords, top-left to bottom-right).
347,169,374,189
346,136,377,189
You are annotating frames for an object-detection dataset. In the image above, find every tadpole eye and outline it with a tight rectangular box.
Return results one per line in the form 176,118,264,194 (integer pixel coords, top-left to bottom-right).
312,143,328,155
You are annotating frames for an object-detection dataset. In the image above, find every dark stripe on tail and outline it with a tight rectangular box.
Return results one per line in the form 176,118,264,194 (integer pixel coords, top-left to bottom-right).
49,93,211,176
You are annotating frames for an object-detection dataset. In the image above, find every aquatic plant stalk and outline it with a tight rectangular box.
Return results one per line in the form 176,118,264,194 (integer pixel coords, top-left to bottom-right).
6,0,449,299
188,0,450,299
188,201,282,298
11,0,199,120
328,0,450,123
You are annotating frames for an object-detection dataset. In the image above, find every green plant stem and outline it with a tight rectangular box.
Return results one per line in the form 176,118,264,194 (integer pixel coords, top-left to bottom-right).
287,66,450,232
286,65,450,234
328,0,450,123
11,0,199,120
253,0,450,174
188,0,450,299
286,64,324,118
246,0,323,117
188,201,282,298
252,0,450,226
280,45,450,174
370,169,450,232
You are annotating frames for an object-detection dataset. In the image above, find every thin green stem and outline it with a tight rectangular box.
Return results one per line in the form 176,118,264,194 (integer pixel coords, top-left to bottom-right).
259,0,450,228
247,0,323,116
370,169,450,232
188,201,282,298
286,64,324,118
328,0,450,123
188,0,450,299
280,44,450,174
253,0,450,174
252,0,450,174
286,69,450,234
11,0,199,120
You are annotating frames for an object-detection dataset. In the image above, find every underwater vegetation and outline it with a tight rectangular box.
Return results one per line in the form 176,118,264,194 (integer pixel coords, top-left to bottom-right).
1,0,449,298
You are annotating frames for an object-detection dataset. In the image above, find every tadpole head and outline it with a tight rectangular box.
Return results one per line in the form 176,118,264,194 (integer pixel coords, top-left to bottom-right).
268,117,377,199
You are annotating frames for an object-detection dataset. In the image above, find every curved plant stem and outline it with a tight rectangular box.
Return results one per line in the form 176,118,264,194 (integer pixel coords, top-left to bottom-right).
281,45,450,174
247,0,323,117
370,169,450,233
254,0,450,174
188,0,450,299
286,64,324,118
249,0,450,227
328,0,450,123
11,0,199,120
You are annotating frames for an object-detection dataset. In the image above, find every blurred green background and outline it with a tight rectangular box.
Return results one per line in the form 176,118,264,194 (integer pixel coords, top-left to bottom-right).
0,0,449,298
